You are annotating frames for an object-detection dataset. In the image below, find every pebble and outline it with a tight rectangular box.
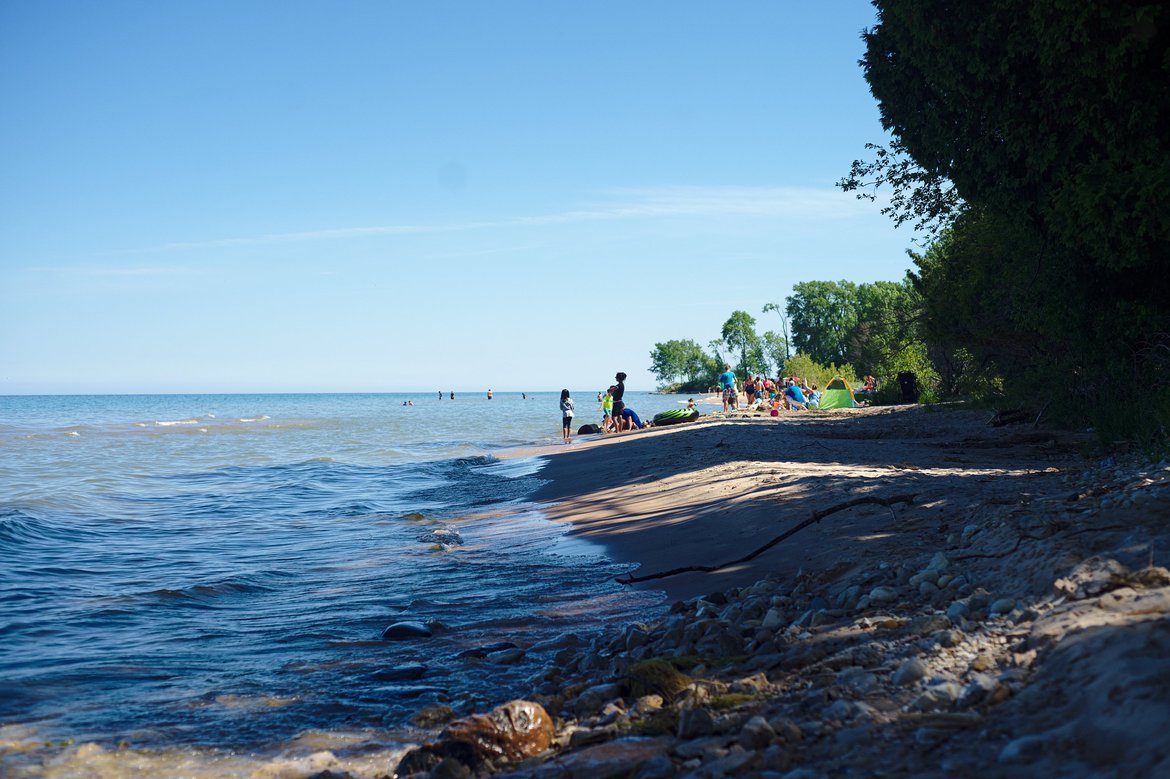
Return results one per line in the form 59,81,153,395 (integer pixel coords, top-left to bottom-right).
869,586,899,604
910,681,963,711
893,657,929,686
946,600,969,623
990,598,1018,616
740,715,776,749
999,733,1052,764
677,707,716,739
486,647,525,664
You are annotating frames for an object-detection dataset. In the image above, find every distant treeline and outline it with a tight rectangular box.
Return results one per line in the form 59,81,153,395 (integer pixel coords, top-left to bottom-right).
649,278,926,404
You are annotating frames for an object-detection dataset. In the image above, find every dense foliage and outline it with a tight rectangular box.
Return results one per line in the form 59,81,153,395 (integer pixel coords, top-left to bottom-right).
843,0,1170,447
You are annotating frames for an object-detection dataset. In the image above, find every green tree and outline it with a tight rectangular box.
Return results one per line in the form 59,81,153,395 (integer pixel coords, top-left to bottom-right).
761,331,788,377
720,311,765,377
861,1,1170,288
850,278,920,377
842,1,1170,443
786,281,859,366
648,339,711,389
761,302,791,362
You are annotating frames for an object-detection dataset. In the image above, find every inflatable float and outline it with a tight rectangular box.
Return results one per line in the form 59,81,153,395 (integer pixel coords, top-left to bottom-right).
652,408,700,426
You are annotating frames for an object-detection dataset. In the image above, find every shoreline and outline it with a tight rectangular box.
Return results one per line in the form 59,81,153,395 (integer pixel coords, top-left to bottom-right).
392,405,1170,777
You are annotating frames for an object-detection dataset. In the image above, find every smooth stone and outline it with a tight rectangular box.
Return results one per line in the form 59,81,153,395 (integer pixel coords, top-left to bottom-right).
677,707,716,739
370,663,428,681
990,597,1018,616
892,657,929,687
869,586,899,604
999,733,1051,764
740,715,777,749
910,681,963,711
382,621,433,640
454,641,518,659
486,647,526,664
573,682,623,715
908,615,950,635
926,552,950,571
909,570,939,587
946,601,970,623
762,607,787,630
825,698,857,720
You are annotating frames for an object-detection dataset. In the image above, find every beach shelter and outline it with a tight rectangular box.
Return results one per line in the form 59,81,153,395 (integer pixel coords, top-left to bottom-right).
819,377,859,409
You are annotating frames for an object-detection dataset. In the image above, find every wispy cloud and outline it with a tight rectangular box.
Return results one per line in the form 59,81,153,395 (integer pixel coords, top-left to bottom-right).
136,185,879,253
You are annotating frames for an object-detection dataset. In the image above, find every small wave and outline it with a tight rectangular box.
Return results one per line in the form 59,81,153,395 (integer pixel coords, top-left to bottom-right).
418,528,464,546
142,577,275,606
154,419,200,427
65,431,80,436
238,415,271,423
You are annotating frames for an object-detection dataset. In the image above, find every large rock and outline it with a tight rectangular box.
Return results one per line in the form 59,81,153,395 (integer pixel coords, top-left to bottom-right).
446,699,554,763
382,621,433,640
396,700,554,775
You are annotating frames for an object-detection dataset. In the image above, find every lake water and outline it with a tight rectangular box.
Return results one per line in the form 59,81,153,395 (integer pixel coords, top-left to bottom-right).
0,391,692,777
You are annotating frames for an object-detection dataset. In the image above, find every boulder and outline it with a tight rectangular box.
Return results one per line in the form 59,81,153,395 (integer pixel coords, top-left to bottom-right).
396,700,554,774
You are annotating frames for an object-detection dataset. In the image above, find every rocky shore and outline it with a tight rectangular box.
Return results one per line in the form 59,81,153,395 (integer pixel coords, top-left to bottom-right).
390,408,1170,779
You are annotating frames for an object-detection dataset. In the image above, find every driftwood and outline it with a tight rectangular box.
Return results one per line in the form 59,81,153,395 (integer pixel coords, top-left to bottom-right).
616,493,917,585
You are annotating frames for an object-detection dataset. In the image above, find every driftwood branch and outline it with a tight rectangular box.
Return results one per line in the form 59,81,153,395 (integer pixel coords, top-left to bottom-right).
616,493,917,585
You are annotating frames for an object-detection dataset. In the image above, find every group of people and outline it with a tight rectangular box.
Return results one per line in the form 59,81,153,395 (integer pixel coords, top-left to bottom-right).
717,365,822,413
560,371,646,442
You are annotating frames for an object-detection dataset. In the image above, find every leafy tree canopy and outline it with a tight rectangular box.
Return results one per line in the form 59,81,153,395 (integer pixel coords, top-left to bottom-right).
786,281,860,366
648,339,713,389
721,311,767,377
861,0,1170,288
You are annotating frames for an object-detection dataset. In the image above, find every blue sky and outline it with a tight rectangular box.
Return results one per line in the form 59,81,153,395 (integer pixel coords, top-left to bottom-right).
1,1,916,394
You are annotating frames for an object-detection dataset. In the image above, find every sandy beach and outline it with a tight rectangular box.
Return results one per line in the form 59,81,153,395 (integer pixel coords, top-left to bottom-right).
398,404,1170,777
527,405,1082,601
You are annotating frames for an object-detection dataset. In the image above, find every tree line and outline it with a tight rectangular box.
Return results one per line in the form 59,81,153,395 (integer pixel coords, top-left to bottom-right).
654,1,1170,449
649,277,929,401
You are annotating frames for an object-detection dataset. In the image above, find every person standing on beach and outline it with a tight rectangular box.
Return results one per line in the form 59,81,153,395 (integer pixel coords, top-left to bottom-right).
718,364,737,412
487,389,493,400
611,372,626,431
559,389,575,442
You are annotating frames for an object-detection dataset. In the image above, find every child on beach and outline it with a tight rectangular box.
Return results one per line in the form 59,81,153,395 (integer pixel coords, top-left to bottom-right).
560,389,574,442
601,386,615,432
